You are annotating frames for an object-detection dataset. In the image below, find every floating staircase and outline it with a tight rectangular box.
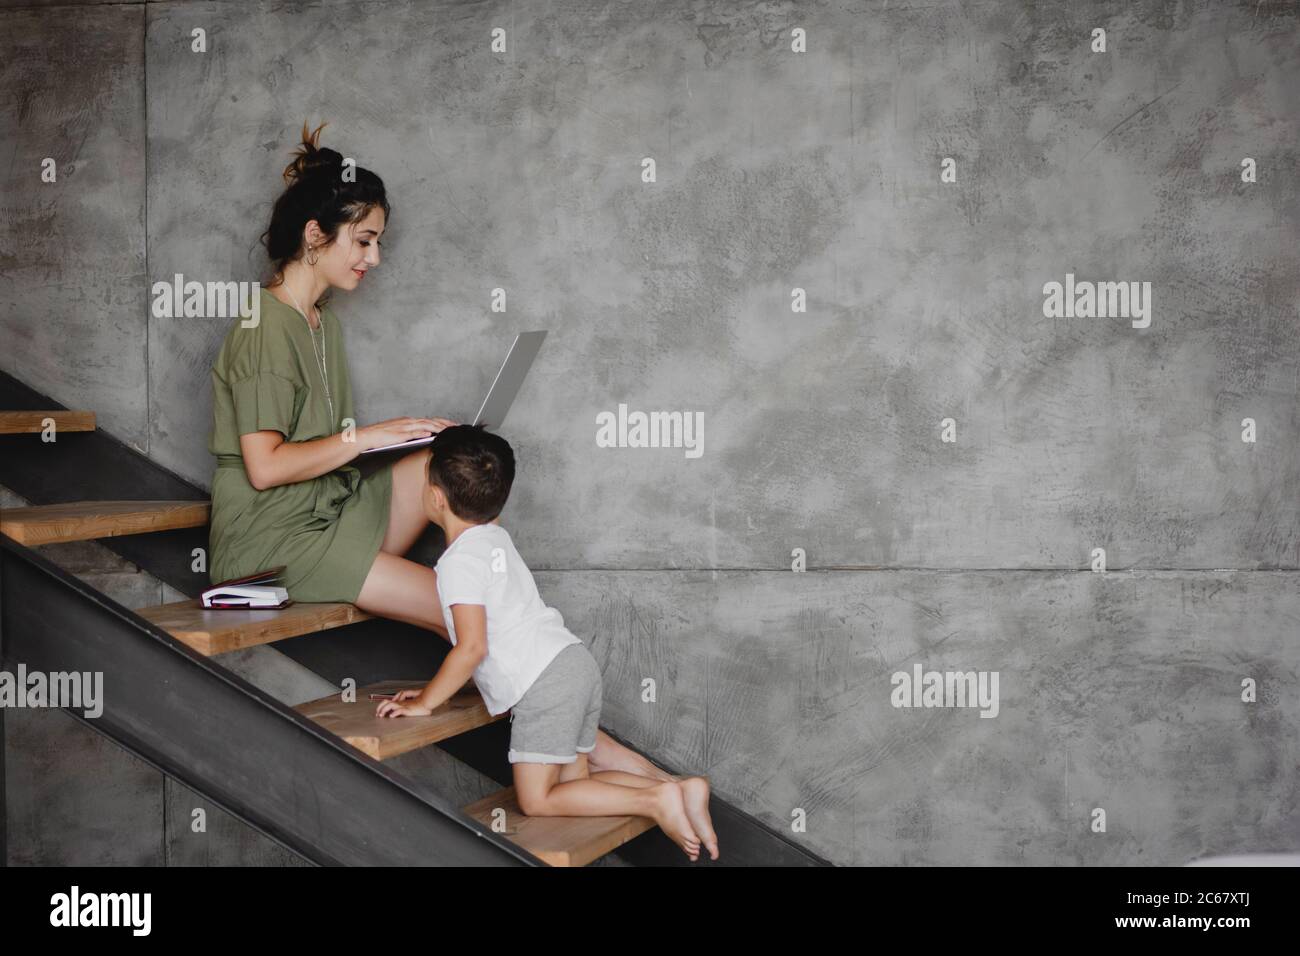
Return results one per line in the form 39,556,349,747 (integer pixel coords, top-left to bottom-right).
0,370,829,867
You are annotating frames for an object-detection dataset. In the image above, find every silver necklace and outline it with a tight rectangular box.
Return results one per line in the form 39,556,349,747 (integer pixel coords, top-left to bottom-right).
284,285,335,429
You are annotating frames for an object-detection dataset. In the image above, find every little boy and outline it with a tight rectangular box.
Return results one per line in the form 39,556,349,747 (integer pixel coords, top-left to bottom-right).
375,424,717,861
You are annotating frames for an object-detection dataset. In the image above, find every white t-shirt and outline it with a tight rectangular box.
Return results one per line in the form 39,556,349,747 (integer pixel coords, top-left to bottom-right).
434,523,581,715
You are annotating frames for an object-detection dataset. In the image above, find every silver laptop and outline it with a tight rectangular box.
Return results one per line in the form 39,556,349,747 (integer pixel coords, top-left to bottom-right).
361,330,547,455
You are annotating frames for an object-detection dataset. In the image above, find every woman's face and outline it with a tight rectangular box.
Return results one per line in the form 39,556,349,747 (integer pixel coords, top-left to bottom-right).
312,206,385,291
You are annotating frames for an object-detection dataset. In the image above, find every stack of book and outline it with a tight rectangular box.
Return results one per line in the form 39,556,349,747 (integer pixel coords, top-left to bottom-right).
201,566,292,609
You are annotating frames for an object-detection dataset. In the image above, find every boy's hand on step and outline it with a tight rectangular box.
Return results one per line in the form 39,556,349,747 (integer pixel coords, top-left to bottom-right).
375,697,433,718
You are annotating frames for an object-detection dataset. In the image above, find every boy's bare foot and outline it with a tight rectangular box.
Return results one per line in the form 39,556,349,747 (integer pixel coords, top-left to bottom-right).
680,776,719,860
650,782,701,861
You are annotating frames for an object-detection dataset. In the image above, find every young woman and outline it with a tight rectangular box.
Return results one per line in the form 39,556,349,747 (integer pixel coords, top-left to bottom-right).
207,122,675,786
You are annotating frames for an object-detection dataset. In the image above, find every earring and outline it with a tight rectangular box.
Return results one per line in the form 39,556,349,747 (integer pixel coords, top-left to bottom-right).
306,244,317,266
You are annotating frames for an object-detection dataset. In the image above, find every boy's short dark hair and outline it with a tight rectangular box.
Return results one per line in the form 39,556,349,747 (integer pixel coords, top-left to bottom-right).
426,424,515,523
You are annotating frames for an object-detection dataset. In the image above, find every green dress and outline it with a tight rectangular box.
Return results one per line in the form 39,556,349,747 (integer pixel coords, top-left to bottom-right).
206,287,394,604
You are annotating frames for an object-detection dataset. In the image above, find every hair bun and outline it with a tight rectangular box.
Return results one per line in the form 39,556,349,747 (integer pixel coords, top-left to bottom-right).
282,121,344,184
300,146,343,175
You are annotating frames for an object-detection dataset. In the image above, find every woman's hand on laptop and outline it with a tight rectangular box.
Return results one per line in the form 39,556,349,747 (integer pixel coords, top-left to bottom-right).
358,416,459,451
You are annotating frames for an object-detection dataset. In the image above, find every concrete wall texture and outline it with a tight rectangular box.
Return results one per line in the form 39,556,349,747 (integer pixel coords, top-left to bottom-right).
1,0,1297,865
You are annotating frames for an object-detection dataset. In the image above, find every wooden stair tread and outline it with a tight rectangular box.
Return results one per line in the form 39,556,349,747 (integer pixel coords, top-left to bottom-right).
295,680,503,760
136,598,370,656
0,500,210,545
461,786,655,867
0,410,95,434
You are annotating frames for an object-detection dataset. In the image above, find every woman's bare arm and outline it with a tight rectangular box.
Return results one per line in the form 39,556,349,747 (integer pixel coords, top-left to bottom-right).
239,416,454,490
240,430,360,490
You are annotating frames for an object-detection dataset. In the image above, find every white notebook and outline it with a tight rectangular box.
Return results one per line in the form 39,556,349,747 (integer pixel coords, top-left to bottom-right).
202,566,291,609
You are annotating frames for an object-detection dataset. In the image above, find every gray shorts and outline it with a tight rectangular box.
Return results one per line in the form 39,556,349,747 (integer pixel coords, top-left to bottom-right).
508,643,602,765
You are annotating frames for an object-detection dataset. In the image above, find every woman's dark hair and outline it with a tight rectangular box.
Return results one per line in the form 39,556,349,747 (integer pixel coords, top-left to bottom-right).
259,121,391,306
427,424,516,523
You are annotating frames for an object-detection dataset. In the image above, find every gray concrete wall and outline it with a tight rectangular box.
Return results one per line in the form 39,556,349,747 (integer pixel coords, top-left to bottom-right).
1,0,1297,865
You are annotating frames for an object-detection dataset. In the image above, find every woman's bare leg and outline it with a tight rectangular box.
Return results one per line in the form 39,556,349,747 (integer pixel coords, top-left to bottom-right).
354,551,449,642
351,447,448,639
380,446,433,556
